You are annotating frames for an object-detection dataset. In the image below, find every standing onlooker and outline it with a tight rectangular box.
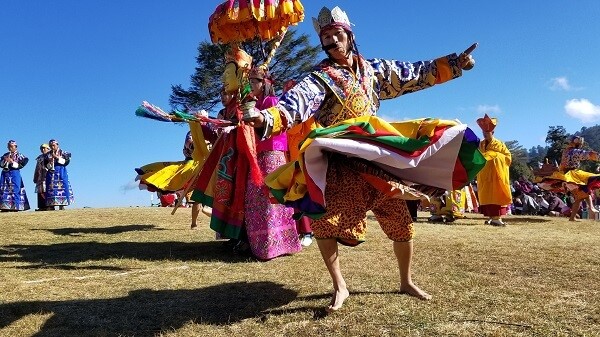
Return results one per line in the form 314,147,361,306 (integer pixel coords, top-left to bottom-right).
33,143,51,211
0,140,30,211
44,139,74,210
476,114,512,226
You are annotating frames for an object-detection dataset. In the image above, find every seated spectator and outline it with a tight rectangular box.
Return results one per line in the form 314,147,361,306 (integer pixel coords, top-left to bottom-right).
512,192,524,215
512,190,540,215
540,192,570,217
515,176,533,194
522,193,540,215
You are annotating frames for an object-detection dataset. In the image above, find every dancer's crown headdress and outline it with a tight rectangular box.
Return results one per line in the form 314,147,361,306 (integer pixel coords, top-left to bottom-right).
312,6,352,35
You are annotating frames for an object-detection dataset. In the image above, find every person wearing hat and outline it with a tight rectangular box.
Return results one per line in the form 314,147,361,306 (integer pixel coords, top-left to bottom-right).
191,48,298,259
0,140,30,211
537,136,600,221
43,139,74,210
238,65,302,260
475,114,512,226
243,5,478,310
33,143,51,211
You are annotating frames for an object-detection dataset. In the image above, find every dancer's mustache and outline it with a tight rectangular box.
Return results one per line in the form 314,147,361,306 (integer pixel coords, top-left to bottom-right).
322,43,339,51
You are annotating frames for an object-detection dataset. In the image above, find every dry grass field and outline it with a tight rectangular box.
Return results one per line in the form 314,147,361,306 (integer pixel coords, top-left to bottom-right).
0,207,599,337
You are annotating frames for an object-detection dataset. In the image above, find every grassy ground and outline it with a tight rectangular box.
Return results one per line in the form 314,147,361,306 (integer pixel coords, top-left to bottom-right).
0,207,599,337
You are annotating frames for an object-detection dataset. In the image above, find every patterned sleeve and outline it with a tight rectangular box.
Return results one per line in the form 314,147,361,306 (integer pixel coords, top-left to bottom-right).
0,153,28,169
574,149,597,163
61,151,71,166
369,53,463,100
0,153,8,169
258,73,326,139
17,154,28,168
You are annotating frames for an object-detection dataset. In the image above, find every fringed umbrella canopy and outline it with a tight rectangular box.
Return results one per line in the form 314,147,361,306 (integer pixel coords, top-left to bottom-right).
208,0,304,44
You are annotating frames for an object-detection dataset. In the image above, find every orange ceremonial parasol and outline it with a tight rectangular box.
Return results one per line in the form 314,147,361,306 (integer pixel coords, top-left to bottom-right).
208,0,304,44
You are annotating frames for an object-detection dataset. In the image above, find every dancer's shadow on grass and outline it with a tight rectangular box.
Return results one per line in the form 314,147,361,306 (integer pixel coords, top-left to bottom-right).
35,224,162,236
1,241,260,269
0,281,297,336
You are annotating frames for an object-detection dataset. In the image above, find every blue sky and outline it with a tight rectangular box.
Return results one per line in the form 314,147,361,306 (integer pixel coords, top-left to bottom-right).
2,0,600,209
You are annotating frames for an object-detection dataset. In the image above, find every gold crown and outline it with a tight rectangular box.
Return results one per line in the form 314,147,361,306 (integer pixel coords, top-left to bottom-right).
312,6,351,35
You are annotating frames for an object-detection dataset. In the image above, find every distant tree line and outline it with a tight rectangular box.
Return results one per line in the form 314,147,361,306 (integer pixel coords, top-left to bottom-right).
169,29,321,115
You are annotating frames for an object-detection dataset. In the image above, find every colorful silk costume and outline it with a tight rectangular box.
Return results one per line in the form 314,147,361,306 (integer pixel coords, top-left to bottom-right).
135,123,214,194
191,98,262,240
244,95,301,260
536,141,600,197
258,54,485,244
0,146,30,211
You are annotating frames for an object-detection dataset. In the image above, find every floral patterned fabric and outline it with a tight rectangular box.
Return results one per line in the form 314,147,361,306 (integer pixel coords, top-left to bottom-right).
245,150,300,260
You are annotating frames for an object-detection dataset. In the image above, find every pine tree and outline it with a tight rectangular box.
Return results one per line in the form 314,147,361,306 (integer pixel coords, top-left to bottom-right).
169,29,321,115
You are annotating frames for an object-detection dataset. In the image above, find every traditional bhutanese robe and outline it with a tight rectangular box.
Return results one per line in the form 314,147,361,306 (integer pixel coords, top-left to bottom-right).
476,138,512,212
0,151,30,211
244,95,300,260
257,54,485,218
44,149,74,206
33,154,48,193
192,98,262,240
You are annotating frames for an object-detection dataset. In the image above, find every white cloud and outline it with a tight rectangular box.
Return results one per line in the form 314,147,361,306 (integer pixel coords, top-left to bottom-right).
550,77,572,91
564,98,600,123
476,105,501,116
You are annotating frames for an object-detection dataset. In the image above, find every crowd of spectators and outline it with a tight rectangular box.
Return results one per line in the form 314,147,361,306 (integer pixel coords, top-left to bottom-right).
510,176,599,220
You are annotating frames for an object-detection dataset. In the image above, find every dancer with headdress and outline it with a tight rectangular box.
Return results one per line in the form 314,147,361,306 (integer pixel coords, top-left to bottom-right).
475,114,512,226
192,47,302,260
536,136,600,221
243,65,301,259
134,110,217,227
0,140,30,211
243,5,483,310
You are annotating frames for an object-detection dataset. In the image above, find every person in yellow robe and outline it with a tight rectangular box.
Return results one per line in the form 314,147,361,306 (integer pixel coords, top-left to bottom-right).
428,183,478,223
475,114,512,226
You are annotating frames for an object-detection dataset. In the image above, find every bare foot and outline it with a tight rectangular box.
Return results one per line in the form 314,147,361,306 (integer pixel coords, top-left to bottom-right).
190,224,198,230
399,283,432,300
326,288,350,313
569,218,579,222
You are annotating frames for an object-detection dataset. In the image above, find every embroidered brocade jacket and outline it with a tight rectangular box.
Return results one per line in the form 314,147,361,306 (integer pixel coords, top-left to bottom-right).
259,53,464,142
